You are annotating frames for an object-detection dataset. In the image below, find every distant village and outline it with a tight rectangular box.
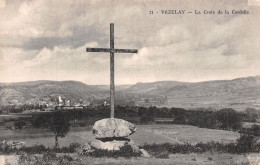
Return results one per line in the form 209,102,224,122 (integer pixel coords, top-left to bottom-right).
0,95,168,114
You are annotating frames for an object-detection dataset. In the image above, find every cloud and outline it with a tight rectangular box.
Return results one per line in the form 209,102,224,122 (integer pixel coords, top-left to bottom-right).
0,0,259,84
22,25,107,50
0,0,82,47
0,41,109,83
23,48,52,67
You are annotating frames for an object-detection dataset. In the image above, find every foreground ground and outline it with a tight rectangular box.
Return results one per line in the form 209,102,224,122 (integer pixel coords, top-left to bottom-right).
1,153,260,165
0,124,258,165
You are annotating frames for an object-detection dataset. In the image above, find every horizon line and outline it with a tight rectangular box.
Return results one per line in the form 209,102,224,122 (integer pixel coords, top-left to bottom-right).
0,75,259,86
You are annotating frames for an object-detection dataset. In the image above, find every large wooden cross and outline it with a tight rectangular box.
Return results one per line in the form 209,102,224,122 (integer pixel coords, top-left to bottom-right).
86,23,138,118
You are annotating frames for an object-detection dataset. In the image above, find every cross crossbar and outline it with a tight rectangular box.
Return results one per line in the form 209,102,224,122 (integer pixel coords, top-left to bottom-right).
86,48,138,53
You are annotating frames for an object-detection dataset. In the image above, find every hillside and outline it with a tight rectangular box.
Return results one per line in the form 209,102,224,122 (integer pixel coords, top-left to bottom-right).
0,80,107,105
126,81,191,94
93,85,132,91
125,76,260,110
1,76,260,110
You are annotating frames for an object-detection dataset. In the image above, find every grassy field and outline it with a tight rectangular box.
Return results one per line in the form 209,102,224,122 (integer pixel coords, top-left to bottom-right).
167,95,260,111
0,126,174,147
137,125,240,145
1,124,259,165
0,124,239,147
243,122,260,128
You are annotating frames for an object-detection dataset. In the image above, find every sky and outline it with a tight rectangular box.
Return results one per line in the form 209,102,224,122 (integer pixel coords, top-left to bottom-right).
0,0,259,85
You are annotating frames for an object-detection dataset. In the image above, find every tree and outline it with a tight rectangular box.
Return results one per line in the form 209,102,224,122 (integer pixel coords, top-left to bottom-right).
49,111,70,149
216,108,242,130
14,121,26,129
244,108,258,122
31,115,50,128
250,124,260,136
237,132,257,152
170,108,187,124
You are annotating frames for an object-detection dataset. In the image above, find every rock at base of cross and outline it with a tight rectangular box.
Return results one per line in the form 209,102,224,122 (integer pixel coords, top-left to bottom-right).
78,118,150,158
90,138,139,152
140,149,151,158
92,118,136,138
77,140,151,158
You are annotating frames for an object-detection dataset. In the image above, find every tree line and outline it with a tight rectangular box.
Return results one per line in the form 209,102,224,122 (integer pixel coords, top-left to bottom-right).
27,105,256,132
9,105,258,149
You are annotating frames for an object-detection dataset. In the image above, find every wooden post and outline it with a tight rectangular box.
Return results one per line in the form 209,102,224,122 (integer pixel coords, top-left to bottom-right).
86,23,138,119
110,23,115,118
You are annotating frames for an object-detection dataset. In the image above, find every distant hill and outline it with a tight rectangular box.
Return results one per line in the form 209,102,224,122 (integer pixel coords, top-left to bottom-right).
125,81,191,95
1,76,260,111
126,76,260,95
0,80,107,105
93,85,132,91
125,76,260,111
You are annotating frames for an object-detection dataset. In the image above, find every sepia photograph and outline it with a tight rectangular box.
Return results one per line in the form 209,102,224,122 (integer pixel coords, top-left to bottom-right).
0,0,260,164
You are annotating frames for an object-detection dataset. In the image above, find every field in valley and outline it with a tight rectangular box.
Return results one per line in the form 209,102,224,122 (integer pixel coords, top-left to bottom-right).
1,124,260,165
136,125,240,145
0,124,239,147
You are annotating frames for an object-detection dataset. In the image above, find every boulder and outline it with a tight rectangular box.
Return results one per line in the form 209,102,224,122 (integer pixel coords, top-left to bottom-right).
77,143,94,155
140,149,150,158
90,138,139,152
93,118,136,138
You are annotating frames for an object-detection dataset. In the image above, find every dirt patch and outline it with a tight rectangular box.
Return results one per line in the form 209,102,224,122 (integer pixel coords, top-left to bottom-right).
0,155,19,165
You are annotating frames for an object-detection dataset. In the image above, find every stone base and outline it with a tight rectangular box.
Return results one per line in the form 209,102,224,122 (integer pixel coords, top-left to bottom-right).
77,139,150,157
90,138,139,152
78,118,150,157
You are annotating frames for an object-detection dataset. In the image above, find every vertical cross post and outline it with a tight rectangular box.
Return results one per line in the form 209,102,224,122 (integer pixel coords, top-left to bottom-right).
86,23,138,119
110,23,115,118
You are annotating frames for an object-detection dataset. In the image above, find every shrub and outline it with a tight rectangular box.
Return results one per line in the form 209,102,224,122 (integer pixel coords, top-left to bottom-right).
118,143,141,158
140,115,154,124
87,143,141,158
216,108,242,131
249,124,260,136
56,143,81,153
31,115,50,128
19,153,42,165
0,144,16,154
141,140,260,157
14,121,26,129
141,143,172,158
155,151,170,159
43,151,56,162
79,122,87,127
236,133,257,153
0,143,81,155
68,143,81,152
9,108,23,113
58,154,74,163
19,145,48,154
